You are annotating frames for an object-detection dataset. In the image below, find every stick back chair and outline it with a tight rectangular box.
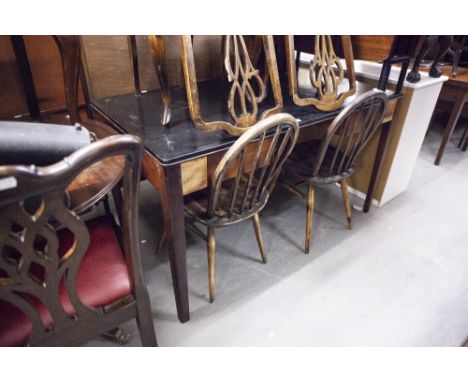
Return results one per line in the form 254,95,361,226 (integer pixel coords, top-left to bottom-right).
184,113,299,302
0,135,157,346
53,35,125,215
280,89,388,253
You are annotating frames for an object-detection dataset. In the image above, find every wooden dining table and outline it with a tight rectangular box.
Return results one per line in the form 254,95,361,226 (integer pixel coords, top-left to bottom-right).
91,79,400,323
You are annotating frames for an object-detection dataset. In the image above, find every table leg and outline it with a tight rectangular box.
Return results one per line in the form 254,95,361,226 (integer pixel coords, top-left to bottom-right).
434,94,466,166
158,164,190,322
363,121,392,213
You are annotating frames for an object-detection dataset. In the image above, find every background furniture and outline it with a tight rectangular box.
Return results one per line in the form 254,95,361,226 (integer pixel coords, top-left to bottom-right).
0,135,157,346
332,59,447,206
406,36,453,83
281,90,388,253
0,35,402,123
447,36,468,77
52,36,126,216
432,66,468,165
184,113,299,302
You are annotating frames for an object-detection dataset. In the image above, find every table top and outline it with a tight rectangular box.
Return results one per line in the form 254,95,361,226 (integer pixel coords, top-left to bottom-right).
91,79,384,166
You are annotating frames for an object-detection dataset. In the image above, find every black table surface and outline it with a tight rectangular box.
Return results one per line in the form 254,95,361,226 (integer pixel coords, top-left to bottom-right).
91,79,380,166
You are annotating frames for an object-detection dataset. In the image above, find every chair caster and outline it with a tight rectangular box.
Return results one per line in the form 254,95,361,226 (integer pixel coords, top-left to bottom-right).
102,327,132,345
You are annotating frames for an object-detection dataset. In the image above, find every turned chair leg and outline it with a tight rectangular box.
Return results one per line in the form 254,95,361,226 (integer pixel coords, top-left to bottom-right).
207,227,216,303
251,213,267,264
305,183,315,254
340,179,353,230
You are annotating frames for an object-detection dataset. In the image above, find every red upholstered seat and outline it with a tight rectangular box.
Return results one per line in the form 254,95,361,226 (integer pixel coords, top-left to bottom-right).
0,215,131,347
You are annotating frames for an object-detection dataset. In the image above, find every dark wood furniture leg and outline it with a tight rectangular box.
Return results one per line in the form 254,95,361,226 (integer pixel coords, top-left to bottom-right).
406,36,436,84
128,36,141,95
10,36,42,121
158,164,190,322
363,121,393,213
429,36,453,78
434,93,467,165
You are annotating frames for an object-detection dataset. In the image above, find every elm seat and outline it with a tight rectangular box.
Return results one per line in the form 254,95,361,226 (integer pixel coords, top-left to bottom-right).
0,135,157,347
283,140,357,184
0,215,130,347
184,177,268,227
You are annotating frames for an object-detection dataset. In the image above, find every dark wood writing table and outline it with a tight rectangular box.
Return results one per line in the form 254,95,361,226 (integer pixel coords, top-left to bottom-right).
91,80,399,323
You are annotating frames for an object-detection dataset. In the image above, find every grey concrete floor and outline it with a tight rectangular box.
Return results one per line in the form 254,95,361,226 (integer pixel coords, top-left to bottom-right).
87,119,468,346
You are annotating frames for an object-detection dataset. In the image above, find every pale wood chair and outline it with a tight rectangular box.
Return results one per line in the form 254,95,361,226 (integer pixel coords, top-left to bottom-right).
280,90,388,253
183,113,299,302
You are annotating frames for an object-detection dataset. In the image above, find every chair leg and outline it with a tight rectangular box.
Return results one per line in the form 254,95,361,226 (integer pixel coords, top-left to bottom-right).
135,292,158,346
340,179,353,230
207,227,216,303
251,213,267,264
305,183,315,254
155,226,167,255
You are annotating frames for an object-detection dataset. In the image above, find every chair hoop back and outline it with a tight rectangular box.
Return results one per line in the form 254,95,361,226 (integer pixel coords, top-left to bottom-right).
312,89,388,178
208,113,299,219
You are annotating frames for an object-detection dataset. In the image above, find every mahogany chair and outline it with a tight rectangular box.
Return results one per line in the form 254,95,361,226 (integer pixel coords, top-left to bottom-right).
280,90,388,253
53,36,125,217
0,135,157,346
183,113,299,302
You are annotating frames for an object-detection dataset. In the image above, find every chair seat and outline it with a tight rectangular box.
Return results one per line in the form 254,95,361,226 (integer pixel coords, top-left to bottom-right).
184,177,269,227
0,214,131,346
283,140,357,184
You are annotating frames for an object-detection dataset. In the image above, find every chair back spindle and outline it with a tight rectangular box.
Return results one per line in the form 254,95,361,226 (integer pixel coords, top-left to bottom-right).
208,113,299,221
312,89,388,180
